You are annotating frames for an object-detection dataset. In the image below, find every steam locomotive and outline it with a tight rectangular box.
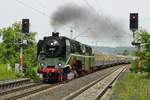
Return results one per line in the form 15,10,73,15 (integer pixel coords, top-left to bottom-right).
37,32,129,83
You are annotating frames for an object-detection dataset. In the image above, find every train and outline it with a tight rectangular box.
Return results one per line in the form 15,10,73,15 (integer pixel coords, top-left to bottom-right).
37,32,130,83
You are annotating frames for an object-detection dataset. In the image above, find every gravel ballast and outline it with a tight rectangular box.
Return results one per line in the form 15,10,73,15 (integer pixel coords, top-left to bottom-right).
21,65,123,100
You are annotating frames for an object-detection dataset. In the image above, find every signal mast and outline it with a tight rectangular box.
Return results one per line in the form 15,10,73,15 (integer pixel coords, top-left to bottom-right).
129,13,141,72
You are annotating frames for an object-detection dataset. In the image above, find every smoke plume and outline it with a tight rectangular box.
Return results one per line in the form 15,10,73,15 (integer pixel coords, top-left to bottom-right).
51,4,131,46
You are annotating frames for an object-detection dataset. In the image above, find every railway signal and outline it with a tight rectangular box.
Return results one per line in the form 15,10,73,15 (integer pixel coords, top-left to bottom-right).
129,13,139,40
130,13,138,30
19,19,30,72
129,13,141,72
21,19,29,33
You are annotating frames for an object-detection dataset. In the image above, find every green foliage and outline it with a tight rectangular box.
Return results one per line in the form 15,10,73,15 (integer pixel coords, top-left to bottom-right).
130,30,150,76
137,31,150,51
130,60,138,72
136,31,150,77
0,22,38,79
110,72,150,100
24,67,41,82
0,64,20,80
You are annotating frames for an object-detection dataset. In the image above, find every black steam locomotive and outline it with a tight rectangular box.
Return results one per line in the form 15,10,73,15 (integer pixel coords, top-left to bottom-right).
37,32,94,82
37,32,129,83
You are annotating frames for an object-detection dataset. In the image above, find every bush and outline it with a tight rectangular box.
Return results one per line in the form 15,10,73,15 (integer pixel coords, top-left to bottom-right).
0,64,22,80
24,67,41,82
131,30,150,77
15,72,24,78
130,60,137,72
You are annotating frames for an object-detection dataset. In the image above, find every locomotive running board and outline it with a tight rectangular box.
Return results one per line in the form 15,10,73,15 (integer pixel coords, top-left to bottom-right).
65,53,95,67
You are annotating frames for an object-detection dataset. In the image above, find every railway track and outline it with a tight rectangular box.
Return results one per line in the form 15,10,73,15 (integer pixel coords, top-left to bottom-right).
0,83,60,100
0,83,41,96
63,65,128,100
0,64,128,100
18,65,128,100
0,78,56,100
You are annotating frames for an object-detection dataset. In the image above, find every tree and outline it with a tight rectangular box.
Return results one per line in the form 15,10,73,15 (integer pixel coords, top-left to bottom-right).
136,30,150,77
0,22,37,68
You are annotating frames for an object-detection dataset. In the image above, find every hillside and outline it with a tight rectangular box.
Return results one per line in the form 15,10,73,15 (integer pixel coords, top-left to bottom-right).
92,46,135,55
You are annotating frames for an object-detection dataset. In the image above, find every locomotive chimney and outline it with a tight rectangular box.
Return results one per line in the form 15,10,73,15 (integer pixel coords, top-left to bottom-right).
52,32,59,37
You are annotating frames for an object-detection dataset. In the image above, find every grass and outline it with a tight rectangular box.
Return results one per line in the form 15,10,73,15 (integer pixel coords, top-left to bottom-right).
110,72,150,100
0,64,19,80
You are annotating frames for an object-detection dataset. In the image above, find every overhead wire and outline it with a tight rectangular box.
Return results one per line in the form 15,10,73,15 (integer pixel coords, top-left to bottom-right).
86,0,131,44
94,0,131,37
94,0,117,31
33,0,51,14
93,0,121,35
83,0,132,46
83,0,115,35
15,0,51,18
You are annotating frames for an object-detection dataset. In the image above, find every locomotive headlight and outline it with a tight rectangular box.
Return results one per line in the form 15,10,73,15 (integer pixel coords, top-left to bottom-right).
58,63,62,67
50,42,54,46
40,63,45,67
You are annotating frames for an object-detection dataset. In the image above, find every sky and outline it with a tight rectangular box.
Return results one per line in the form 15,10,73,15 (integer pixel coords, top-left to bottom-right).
0,0,150,47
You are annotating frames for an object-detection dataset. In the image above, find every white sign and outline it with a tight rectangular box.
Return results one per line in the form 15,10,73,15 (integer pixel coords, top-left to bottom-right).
15,63,20,72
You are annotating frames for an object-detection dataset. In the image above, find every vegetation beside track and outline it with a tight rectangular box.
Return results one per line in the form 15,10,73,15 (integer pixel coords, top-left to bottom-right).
0,64,22,80
110,72,150,100
24,67,41,82
110,29,150,100
0,22,39,81
0,64,40,82
130,30,150,76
